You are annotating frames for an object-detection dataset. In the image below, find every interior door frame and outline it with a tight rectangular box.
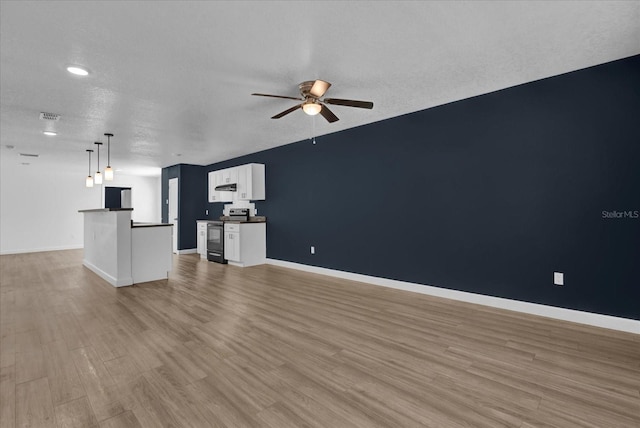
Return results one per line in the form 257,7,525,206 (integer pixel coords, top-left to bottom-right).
168,177,178,254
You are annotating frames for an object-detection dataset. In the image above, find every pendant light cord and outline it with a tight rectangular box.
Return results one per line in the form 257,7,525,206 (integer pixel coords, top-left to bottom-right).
87,150,92,175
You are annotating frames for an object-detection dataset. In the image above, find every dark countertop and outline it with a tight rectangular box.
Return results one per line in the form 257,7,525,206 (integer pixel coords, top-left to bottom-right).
79,208,134,213
219,216,267,224
131,222,172,228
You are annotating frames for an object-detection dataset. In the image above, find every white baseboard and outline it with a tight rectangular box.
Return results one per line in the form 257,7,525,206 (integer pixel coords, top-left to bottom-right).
0,244,83,255
266,259,640,335
83,259,133,287
176,248,197,255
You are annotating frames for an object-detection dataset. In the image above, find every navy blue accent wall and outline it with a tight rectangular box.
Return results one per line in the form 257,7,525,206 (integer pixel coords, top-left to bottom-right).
104,186,130,209
179,164,207,249
160,165,178,224
160,164,206,250
163,55,640,320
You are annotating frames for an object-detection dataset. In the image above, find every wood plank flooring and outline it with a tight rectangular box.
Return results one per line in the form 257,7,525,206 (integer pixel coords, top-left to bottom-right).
0,249,638,427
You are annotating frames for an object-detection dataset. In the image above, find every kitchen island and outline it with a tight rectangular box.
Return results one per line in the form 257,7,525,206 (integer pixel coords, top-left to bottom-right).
79,208,173,286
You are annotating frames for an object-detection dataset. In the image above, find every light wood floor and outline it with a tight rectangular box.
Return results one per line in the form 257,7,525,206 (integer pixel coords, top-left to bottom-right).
1,250,638,428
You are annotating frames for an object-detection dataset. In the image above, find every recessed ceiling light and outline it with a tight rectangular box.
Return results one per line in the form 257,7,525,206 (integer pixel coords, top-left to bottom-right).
43,131,57,136
66,66,89,76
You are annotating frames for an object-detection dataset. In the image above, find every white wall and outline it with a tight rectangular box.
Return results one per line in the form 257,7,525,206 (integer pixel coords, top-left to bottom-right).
106,174,161,224
0,159,161,254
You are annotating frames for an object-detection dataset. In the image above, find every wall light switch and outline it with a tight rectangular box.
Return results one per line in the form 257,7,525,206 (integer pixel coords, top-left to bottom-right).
554,272,564,286
310,246,315,254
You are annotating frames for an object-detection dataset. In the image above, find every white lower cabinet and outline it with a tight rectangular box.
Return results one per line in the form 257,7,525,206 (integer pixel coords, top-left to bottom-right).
196,221,208,259
224,222,266,267
224,226,240,262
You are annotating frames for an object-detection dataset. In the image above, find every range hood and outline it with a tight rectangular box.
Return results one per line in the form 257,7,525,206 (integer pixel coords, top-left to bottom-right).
214,183,237,192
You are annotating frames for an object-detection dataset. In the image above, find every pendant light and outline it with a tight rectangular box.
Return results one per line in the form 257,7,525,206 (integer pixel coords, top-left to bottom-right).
94,142,103,184
104,133,114,181
85,149,94,187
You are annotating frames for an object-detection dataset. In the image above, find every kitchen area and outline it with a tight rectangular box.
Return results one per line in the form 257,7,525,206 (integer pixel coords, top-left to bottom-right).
78,162,267,288
196,163,267,267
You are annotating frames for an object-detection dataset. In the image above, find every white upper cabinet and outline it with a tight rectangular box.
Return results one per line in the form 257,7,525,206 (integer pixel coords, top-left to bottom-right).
208,163,265,203
221,168,238,185
208,171,219,203
208,170,232,202
237,163,265,201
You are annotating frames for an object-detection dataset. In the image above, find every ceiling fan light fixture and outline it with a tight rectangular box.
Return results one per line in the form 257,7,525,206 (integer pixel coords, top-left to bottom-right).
302,102,322,116
253,80,372,123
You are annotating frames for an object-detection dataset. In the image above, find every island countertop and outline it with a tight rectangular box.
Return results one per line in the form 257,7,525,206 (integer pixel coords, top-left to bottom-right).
219,216,267,223
78,208,134,213
79,208,172,287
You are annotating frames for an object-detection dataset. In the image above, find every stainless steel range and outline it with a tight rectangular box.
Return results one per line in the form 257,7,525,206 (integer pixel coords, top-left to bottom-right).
206,221,226,263
228,208,249,221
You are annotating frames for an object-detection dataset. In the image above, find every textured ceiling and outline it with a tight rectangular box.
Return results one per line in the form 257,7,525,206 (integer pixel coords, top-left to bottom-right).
1,1,639,176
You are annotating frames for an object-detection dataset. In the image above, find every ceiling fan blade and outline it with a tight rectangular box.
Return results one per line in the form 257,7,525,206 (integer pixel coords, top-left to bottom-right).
252,93,302,101
272,104,302,119
310,80,331,98
319,104,339,123
323,98,374,109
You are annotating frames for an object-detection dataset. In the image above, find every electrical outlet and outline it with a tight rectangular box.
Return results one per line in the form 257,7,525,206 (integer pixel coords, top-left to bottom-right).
205,209,209,215
554,272,564,286
310,246,315,254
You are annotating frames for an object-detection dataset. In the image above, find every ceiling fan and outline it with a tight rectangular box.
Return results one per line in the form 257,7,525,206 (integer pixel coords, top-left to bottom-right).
252,80,373,123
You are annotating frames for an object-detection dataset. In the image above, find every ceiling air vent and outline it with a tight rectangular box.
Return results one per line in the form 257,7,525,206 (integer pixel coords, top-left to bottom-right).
20,153,39,158
39,112,61,121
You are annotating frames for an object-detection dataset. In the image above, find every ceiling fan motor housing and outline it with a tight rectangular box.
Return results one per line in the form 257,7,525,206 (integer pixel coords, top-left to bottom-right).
299,81,318,99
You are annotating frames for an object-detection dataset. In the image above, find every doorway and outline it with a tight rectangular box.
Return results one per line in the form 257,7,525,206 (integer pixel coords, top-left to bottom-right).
168,178,178,254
